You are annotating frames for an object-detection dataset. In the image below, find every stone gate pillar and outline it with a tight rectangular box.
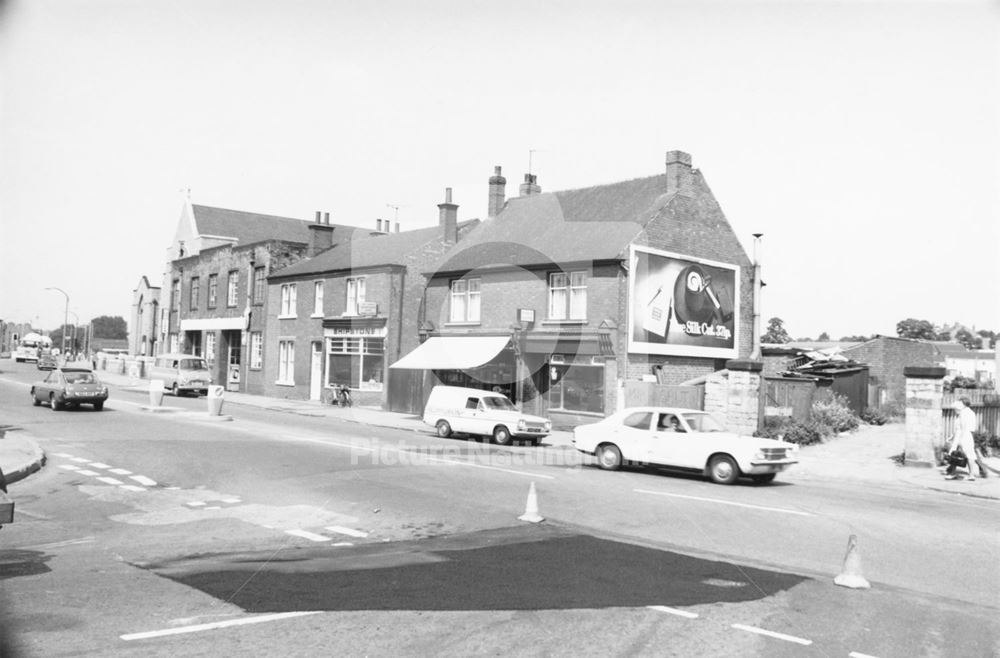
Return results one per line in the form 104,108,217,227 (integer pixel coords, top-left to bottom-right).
705,360,763,436
903,366,946,468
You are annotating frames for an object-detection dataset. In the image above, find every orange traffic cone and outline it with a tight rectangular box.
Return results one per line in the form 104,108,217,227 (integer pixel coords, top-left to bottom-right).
518,482,543,523
834,534,870,589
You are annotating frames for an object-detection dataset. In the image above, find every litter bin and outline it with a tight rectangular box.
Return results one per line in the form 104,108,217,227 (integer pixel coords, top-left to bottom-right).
207,385,225,416
149,379,164,407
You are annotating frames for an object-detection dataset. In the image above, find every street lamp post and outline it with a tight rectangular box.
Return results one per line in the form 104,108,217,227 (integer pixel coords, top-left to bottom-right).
45,287,69,356
68,311,79,356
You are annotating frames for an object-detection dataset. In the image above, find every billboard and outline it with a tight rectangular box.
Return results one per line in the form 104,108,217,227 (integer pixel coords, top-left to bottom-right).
628,245,739,358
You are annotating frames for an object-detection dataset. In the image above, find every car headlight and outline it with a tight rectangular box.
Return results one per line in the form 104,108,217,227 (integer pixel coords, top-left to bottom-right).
517,419,527,431
101,386,108,395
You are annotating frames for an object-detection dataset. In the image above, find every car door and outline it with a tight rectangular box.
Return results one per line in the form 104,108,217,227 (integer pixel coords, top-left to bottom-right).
39,371,59,400
615,411,656,462
453,396,482,435
668,413,709,468
647,412,687,467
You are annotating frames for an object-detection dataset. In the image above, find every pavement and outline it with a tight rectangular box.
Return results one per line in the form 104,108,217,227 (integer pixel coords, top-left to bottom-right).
2,365,998,501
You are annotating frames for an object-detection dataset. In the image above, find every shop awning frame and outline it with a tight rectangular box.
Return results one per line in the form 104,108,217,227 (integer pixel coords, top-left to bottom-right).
389,336,511,370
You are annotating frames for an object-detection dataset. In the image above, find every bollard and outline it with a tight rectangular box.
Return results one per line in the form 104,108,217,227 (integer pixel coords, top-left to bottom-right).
207,385,225,416
149,379,164,407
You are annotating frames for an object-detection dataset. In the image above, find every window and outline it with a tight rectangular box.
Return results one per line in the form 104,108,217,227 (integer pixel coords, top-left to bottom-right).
252,266,266,305
278,340,294,384
313,281,324,316
346,277,365,316
548,271,587,320
207,274,218,308
280,283,297,317
449,278,481,323
171,279,180,311
250,332,263,369
227,271,239,307
622,411,652,429
206,332,216,363
549,364,604,414
189,277,200,311
169,333,179,353
326,336,384,390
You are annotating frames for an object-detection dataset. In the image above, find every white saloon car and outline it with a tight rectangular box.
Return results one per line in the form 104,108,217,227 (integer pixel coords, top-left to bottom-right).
573,407,798,485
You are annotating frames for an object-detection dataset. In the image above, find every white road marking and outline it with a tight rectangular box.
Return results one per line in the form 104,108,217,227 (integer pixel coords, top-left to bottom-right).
849,653,881,658
109,468,132,475
58,464,80,471
76,469,99,476
332,542,354,547
120,485,147,492
186,501,207,507
89,463,111,469
731,624,812,645
285,529,331,542
130,475,157,486
20,537,96,550
97,477,124,485
325,525,368,538
70,457,90,463
204,506,222,510
52,452,75,458
120,611,323,641
221,497,241,504
634,489,813,517
647,605,699,619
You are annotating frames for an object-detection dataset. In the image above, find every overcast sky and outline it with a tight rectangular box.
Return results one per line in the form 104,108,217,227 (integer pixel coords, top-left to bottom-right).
2,0,997,342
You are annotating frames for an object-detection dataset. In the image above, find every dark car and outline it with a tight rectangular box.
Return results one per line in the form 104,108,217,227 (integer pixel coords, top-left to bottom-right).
36,353,57,370
30,367,108,411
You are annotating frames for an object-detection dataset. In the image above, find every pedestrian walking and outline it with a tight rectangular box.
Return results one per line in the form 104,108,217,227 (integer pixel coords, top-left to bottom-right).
945,397,979,481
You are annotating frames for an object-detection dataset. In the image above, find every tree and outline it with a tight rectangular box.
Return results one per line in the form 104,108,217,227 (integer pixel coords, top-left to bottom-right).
954,328,982,350
48,324,81,352
762,317,791,344
896,318,937,340
978,330,996,349
839,335,870,342
817,331,830,341
91,315,127,339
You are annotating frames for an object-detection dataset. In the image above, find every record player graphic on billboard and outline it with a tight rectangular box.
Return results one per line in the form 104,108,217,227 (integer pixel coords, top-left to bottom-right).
628,245,739,358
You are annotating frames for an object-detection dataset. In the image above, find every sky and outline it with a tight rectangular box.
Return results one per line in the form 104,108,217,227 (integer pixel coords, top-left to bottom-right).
1,0,998,342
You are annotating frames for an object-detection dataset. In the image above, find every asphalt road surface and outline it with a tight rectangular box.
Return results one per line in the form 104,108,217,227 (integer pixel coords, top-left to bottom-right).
0,363,997,657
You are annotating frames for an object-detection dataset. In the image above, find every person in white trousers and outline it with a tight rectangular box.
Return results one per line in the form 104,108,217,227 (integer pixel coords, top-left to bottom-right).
945,397,979,481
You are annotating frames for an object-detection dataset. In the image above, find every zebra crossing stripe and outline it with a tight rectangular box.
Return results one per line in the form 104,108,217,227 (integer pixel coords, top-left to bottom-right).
129,475,157,486
285,529,331,542
325,526,368,538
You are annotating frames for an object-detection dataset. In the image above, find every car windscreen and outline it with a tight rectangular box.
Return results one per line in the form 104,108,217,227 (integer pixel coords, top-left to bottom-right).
480,396,515,411
179,359,208,370
64,372,96,384
682,412,727,432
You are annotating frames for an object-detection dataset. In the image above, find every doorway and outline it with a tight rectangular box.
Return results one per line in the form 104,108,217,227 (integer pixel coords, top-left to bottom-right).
310,341,323,401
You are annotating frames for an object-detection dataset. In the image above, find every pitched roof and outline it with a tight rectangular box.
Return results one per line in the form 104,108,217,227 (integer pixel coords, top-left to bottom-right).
270,221,478,279
192,205,365,245
429,175,677,272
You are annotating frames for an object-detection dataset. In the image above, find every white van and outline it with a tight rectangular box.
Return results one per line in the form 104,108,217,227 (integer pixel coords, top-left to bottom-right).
149,353,212,396
422,385,551,446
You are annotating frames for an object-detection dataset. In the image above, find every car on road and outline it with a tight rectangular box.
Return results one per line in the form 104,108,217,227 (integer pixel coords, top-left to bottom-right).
423,385,551,445
36,353,58,370
573,407,798,484
148,353,211,396
30,366,109,411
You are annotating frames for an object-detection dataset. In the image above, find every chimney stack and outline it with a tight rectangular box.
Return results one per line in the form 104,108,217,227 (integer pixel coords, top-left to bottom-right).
395,222,400,233
315,211,322,223
488,165,507,219
324,212,330,224
438,187,459,243
665,150,694,198
376,219,383,232
308,210,335,256
519,173,541,197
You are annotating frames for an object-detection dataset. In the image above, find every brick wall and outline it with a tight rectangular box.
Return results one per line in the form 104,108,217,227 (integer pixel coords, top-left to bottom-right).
843,337,941,405
704,362,762,435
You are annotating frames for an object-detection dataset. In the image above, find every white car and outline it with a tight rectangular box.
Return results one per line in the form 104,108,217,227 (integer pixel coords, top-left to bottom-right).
423,385,551,446
573,407,798,485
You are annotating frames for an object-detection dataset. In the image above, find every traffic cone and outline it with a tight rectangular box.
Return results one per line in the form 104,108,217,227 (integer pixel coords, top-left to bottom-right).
834,534,870,589
518,482,544,523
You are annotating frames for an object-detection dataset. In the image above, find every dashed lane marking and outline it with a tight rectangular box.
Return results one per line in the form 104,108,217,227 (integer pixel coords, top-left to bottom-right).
731,623,812,646
52,452,75,458
109,468,132,475
70,457,90,463
332,542,354,547
97,477,125,486
647,605,699,619
120,611,323,641
186,501,207,508
285,529,332,542
849,653,881,658
89,462,111,469
119,485,147,492
325,525,368,538
634,489,813,517
130,475,158,486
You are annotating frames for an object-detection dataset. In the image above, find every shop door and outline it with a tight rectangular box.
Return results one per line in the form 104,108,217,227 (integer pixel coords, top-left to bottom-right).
310,341,323,401
227,341,241,392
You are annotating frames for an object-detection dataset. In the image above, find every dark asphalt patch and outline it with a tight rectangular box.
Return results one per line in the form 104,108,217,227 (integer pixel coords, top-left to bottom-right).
142,526,808,613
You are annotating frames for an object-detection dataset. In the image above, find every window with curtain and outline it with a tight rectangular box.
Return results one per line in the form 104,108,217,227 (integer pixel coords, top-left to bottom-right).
449,278,480,322
280,283,297,317
549,271,587,320
346,277,366,315
313,281,324,316
189,277,200,311
227,271,239,307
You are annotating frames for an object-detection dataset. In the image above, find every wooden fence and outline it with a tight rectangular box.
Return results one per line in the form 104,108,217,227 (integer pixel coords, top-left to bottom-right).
941,392,1000,440
624,382,704,410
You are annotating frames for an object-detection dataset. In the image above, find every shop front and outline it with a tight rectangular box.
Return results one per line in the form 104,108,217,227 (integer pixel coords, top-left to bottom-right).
323,317,388,407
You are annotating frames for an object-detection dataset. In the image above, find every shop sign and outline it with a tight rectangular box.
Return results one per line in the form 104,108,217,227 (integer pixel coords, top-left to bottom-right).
358,302,378,316
627,245,739,358
327,325,387,338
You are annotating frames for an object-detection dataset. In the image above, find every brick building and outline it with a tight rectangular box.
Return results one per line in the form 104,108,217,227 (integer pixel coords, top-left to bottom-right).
392,150,755,426
262,195,478,407
841,335,941,407
129,276,161,356
161,199,366,394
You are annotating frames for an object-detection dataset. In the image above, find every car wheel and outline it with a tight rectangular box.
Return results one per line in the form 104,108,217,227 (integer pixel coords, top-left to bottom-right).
436,420,452,438
597,443,623,471
751,473,776,485
492,425,512,446
32,391,40,406
708,455,740,485
93,401,104,411
49,393,60,411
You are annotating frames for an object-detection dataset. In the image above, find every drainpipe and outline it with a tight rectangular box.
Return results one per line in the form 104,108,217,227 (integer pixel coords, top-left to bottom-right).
750,233,763,360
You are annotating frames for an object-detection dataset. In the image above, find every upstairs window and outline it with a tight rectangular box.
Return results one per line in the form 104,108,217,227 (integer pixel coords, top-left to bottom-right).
313,281,324,316
548,271,587,320
346,277,366,316
171,279,180,311
227,270,239,307
280,283,297,317
449,278,481,323
252,266,266,305
207,274,218,308
189,277,200,311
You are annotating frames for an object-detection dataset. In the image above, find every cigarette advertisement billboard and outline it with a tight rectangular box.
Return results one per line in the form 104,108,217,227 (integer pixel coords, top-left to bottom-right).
628,245,739,358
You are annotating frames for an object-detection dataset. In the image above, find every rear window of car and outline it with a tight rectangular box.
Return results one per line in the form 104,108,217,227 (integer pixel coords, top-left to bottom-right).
623,412,652,429
65,372,96,384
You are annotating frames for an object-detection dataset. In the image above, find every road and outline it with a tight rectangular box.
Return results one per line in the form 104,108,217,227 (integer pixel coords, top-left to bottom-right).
0,361,997,657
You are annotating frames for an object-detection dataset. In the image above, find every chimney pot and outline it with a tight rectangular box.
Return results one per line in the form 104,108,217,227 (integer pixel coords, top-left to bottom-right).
488,165,507,219
315,211,321,223
376,219,383,232
324,211,330,224
518,173,541,196
438,187,459,243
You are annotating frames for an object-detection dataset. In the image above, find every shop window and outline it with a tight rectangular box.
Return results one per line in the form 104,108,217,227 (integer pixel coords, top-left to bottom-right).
450,278,481,323
548,271,587,320
550,363,603,413
327,337,384,390
280,283,297,317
